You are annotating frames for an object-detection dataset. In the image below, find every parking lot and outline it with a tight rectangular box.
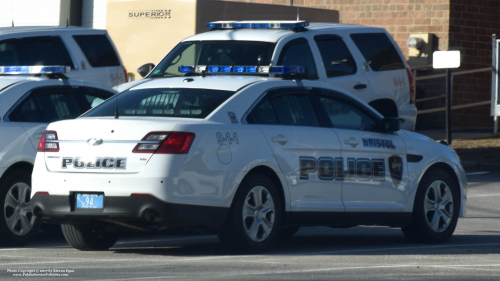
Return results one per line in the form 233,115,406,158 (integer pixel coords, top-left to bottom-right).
0,166,497,280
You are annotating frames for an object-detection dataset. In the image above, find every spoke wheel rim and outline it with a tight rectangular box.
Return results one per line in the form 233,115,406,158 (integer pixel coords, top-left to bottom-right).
4,182,35,236
423,180,454,233
242,185,275,243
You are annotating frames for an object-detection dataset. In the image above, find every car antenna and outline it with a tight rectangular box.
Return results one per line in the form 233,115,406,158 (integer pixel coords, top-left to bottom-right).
66,19,69,27
297,7,299,21
12,20,14,27
115,98,119,119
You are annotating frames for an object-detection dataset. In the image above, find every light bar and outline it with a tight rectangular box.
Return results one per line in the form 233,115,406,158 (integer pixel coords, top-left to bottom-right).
206,21,309,30
0,65,70,75
178,65,270,74
269,66,305,75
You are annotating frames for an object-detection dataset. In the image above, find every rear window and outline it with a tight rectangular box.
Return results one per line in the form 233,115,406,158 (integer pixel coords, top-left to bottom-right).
8,86,113,123
350,33,405,71
83,88,235,119
73,35,120,67
0,36,74,68
151,41,276,77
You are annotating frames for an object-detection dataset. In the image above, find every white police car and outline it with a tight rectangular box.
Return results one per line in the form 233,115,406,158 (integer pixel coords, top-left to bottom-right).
138,20,417,131
0,66,116,246
32,64,466,252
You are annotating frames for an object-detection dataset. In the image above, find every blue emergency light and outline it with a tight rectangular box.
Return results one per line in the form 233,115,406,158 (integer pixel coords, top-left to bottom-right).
206,21,309,30
269,66,305,75
0,65,70,75
178,65,304,76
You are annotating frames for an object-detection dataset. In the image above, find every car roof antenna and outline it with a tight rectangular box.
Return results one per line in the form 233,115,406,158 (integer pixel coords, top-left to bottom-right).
297,8,299,21
66,19,69,27
12,20,14,27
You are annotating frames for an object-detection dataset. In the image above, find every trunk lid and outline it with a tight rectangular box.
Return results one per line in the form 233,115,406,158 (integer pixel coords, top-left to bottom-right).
43,117,178,173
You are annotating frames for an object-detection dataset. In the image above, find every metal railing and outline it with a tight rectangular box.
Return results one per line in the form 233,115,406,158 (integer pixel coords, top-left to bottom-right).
412,66,492,115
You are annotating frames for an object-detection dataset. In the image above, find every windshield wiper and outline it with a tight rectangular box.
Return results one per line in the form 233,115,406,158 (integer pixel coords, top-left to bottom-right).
149,72,182,78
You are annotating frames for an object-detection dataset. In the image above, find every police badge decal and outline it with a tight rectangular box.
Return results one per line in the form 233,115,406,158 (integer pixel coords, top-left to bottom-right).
388,155,403,187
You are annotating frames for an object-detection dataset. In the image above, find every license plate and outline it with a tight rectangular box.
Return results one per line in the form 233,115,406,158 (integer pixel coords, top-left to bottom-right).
76,194,103,209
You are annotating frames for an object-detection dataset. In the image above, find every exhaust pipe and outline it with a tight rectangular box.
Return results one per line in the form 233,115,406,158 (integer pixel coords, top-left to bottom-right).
33,206,43,218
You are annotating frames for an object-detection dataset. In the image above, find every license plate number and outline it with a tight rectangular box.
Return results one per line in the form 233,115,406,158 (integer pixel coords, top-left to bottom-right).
76,194,103,209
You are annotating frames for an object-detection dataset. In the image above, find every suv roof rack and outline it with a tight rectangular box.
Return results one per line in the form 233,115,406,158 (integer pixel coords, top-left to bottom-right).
206,20,309,31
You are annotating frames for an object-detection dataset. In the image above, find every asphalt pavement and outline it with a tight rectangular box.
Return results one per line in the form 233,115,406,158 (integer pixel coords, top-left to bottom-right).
1,167,500,280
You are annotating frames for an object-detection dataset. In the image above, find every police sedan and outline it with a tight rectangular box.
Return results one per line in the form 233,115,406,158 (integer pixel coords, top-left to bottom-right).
31,65,467,252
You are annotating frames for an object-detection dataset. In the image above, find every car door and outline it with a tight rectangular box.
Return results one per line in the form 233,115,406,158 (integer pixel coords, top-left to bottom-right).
349,32,409,107
246,87,344,212
313,34,371,98
6,85,113,150
314,88,409,212
71,35,125,87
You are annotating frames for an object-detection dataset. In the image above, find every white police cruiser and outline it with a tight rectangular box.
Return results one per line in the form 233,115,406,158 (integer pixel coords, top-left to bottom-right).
137,20,417,131
0,66,116,246
32,61,466,252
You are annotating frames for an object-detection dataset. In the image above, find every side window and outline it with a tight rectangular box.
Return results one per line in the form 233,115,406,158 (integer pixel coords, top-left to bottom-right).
318,94,377,131
350,33,405,71
9,87,80,123
73,35,120,67
246,96,279,125
0,36,73,67
277,38,318,79
314,35,357,78
247,91,319,127
8,97,43,122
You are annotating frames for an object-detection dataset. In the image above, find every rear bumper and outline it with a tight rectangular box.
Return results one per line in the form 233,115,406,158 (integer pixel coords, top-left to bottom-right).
31,193,228,228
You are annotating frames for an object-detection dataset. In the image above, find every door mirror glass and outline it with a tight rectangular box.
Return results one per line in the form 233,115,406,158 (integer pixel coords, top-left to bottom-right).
138,63,155,77
382,117,401,132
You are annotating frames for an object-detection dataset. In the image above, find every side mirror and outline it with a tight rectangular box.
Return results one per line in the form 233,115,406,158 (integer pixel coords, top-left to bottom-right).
137,63,155,77
382,117,401,132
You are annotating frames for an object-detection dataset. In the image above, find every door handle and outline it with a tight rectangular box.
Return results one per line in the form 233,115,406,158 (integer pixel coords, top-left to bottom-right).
344,138,360,146
353,84,367,90
272,135,289,143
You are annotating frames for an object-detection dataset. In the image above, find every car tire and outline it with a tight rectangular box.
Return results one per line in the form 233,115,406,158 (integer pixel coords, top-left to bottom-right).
218,173,282,253
279,226,300,238
0,170,41,246
402,169,460,243
61,223,118,251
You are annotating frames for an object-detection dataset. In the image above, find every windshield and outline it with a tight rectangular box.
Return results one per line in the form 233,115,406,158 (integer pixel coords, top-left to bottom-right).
82,88,235,119
150,41,276,77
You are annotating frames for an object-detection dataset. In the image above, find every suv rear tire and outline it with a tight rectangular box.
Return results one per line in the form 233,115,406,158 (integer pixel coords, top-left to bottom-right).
0,170,40,246
61,222,119,251
218,173,283,253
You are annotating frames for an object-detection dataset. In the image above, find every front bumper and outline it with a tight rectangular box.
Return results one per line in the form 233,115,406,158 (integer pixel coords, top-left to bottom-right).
31,193,228,228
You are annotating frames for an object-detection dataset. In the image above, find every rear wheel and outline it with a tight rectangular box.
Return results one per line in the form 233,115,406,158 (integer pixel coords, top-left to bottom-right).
402,169,459,243
0,170,40,246
218,173,282,253
61,222,118,251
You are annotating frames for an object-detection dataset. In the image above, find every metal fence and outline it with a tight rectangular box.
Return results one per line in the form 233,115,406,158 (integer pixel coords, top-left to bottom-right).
412,65,492,115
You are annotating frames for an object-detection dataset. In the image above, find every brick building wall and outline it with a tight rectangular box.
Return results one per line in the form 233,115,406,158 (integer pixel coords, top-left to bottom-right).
220,0,500,129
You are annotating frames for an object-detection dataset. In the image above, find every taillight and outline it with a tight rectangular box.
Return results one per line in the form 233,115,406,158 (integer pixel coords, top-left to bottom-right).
37,131,59,152
123,66,129,83
133,132,195,154
407,68,415,104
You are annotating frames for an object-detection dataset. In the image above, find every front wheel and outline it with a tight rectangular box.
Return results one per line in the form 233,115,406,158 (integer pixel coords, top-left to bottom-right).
61,222,118,251
402,169,460,243
0,170,40,246
218,173,283,253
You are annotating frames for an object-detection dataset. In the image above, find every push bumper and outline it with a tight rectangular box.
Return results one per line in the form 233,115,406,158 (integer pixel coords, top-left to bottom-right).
31,193,228,228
